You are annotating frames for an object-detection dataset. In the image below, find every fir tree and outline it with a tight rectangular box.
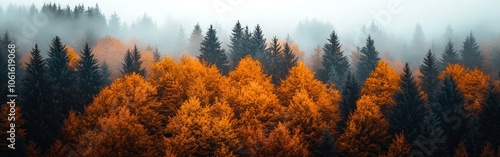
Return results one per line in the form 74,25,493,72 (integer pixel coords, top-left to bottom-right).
121,45,145,77
338,73,360,133
280,41,298,82
229,20,245,68
251,24,267,61
412,110,448,157
463,116,484,157
241,26,253,58
419,50,440,100
356,35,380,83
319,31,349,88
265,36,282,84
198,25,229,74
441,39,460,68
315,128,336,157
188,23,203,56
100,61,111,85
479,83,500,148
460,32,483,69
76,43,103,107
389,63,427,142
432,76,467,153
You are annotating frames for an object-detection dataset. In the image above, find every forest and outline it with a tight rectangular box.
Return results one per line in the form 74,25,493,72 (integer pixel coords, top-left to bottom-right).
0,2,500,157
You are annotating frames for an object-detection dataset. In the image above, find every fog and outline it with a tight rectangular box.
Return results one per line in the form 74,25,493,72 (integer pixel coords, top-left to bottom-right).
1,0,499,71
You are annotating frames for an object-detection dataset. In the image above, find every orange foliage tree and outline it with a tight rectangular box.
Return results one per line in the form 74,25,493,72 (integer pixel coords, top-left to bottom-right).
440,64,490,115
65,45,80,69
92,36,128,80
361,60,401,114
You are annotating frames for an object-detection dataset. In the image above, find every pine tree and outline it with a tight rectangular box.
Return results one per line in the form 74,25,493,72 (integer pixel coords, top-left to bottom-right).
279,41,298,82
419,50,440,100
121,45,145,77
389,63,426,142
412,110,448,157
337,95,390,157
479,84,500,148
229,20,245,68
198,25,229,74
319,31,349,88
251,24,267,61
356,35,380,83
100,61,111,85
338,73,360,133
460,32,483,69
46,36,78,149
463,116,484,156
76,43,103,107
316,128,336,157
153,46,161,62
265,36,282,84
188,23,203,56
441,39,460,68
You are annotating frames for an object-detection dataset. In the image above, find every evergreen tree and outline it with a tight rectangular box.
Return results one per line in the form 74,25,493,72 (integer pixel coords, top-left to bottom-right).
479,83,500,148
198,25,229,74
316,128,336,157
121,45,145,77
412,109,448,157
279,41,298,82
441,39,460,68
319,31,349,88
251,24,267,61
241,26,253,57
100,61,111,85
338,73,360,133
153,46,161,62
20,44,52,154
463,116,484,157
265,36,282,84
389,63,426,142
420,50,440,100
432,76,467,153
188,23,203,56
76,43,103,107
46,35,78,150
356,35,380,83
229,20,245,68
460,32,483,69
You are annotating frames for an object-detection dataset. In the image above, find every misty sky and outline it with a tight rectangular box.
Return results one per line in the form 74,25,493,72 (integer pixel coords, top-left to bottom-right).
3,0,499,36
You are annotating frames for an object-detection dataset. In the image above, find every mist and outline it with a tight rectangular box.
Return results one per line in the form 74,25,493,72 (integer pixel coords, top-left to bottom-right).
1,0,499,76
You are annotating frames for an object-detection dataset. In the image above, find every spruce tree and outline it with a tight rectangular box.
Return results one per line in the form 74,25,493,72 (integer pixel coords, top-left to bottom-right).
46,36,77,150
100,61,111,85
315,128,336,157
460,32,483,69
265,36,282,84
463,116,484,157
188,23,203,56
121,45,145,77
320,31,349,88
241,26,253,57
419,50,440,100
338,73,360,133
479,83,500,148
389,63,426,143
21,44,52,152
432,76,467,153
441,39,460,68
280,41,298,82
229,20,245,68
251,24,266,61
356,35,380,83
412,110,448,157
198,25,229,74
76,43,103,107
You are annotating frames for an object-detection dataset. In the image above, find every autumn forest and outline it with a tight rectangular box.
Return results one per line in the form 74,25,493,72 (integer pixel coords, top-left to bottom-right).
1,2,500,157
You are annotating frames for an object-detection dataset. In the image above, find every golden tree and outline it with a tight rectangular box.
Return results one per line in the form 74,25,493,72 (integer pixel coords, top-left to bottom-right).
264,123,310,157
361,60,401,114
337,95,390,157
383,133,411,157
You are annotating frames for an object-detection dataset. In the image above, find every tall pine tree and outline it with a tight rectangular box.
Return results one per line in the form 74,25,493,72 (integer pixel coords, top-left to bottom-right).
419,50,440,100
188,23,203,56
315,128,336,157
338,73,360,133
251,24,267,62
198,25,229,74
320,31,349,89
356,35,380,83
76,43,103,107
279,41,298,82
389,63,427,143
441,39,460,68
265,36,282,84
229,20,245,69
460,32,483,69
412,110,448,157
121,45,145,77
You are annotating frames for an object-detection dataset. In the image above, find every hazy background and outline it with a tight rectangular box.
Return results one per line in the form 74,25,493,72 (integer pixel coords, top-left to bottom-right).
1,0,499,75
